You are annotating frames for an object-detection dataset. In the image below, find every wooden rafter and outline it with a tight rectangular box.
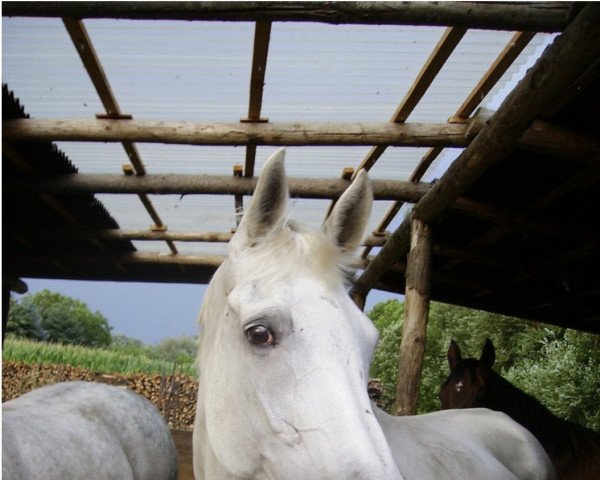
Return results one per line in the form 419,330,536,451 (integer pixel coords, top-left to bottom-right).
363,30,537,259
242,21,272,178
62,18,177,254
324,26,465,221
352,3,600,298
353,27,467,174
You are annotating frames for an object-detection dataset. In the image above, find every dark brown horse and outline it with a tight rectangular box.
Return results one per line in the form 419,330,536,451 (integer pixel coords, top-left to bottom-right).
439,338,600,480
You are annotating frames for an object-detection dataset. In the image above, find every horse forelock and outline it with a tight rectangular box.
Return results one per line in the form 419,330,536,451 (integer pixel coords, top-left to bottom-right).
229,220,353,290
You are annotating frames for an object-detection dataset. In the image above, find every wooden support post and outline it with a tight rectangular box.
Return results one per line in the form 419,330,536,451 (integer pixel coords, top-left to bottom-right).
351,290,366,312
393,218,432,416
3,283,9,344
2,277,28,344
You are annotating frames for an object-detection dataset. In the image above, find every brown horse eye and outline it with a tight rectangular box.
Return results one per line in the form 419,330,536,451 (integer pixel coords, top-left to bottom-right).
245,325,274,346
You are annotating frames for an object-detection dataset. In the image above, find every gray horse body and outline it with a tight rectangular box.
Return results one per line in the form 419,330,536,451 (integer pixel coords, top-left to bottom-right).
2,381,178,480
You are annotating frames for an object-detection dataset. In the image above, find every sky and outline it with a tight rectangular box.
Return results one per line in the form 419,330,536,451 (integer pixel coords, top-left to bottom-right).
16,278,404,345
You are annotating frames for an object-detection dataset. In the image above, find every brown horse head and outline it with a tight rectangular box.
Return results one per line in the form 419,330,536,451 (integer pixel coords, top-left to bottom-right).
439,339,495,410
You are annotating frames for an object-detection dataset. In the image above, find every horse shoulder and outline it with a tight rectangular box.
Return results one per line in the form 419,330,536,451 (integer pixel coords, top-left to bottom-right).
374,406,556,480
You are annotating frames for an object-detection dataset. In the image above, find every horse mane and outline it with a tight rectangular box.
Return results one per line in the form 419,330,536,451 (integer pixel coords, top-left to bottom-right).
484,369,600,463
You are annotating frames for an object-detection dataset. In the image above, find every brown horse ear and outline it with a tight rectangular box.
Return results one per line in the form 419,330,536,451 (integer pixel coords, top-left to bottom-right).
447,340,462,371
479,338,496,372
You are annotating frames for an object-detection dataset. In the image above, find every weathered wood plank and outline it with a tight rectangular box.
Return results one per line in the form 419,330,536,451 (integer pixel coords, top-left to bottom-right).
7,251,369,270
3,119,469,147
8,228,391,248
4,173,432,201
6,117,595,162
2,2,574,32
394,218,432,416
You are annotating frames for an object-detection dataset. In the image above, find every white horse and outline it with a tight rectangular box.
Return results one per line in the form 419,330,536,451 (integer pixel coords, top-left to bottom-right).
3,381,178,480
193,148,555,480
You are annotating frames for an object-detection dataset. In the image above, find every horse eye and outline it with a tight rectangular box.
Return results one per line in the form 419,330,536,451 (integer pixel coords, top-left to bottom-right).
245,324,274,346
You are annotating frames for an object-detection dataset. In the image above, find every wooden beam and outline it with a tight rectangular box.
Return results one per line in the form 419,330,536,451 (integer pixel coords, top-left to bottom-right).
7,171,593,244
453,31,536,119
394,218,432,416
10,252,227,268
352,3,600,297
243,21,272,178
7,117,595,160
245,21,271,123
353,27,467,175
366,30,536,257
7,251,369,270
5,173,432,201
63,18,178,254
8,228,391,247
468,107,600,165
3,119,470,147
2,2,574,32
361,147,443,259
62,18,122,117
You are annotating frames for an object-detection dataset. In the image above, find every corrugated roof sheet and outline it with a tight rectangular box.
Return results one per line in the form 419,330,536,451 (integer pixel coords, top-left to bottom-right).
2,17,552,257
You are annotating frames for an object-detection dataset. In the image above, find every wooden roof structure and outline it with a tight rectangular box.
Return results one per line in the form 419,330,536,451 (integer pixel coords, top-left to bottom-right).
3,2,600,334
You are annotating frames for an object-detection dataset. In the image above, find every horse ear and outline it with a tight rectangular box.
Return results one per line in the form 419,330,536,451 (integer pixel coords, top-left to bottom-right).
324,169,373,253
447,340,462,371
238,148,288,241
479,338,496,371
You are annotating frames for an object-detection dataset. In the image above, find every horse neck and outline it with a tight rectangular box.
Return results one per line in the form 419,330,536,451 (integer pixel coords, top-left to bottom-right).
484,371,600,459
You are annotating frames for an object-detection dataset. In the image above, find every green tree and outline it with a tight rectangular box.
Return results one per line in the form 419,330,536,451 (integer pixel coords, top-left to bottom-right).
16,290,112,347
6,296,44,340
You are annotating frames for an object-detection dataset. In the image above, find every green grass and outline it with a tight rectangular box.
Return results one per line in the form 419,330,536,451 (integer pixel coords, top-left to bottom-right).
2,337,197,377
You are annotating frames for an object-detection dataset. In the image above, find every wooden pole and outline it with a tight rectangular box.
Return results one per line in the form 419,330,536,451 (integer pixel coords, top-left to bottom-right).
3,119,469,148
2,277,28,344
8,228,391,248
352,3,600,298
5,173,431,201
4,117,596,163
2,284,9,344
2,2,573,32
351,290,366,312
393,218,432,416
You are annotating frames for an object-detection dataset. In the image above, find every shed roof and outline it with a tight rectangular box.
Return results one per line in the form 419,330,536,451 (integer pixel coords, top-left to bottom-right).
3,2,599,333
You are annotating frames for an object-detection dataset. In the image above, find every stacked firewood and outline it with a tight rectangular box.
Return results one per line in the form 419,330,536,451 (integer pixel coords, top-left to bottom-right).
2,361,198,430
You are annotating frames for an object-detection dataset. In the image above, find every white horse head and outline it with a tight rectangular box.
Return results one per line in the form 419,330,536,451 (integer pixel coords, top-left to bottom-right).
193,148,400,479
193,148,555,480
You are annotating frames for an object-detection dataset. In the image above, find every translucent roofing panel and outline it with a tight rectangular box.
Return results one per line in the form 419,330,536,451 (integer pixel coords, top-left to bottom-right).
263,24,445,122
2,17,554,259
84,20,254,121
